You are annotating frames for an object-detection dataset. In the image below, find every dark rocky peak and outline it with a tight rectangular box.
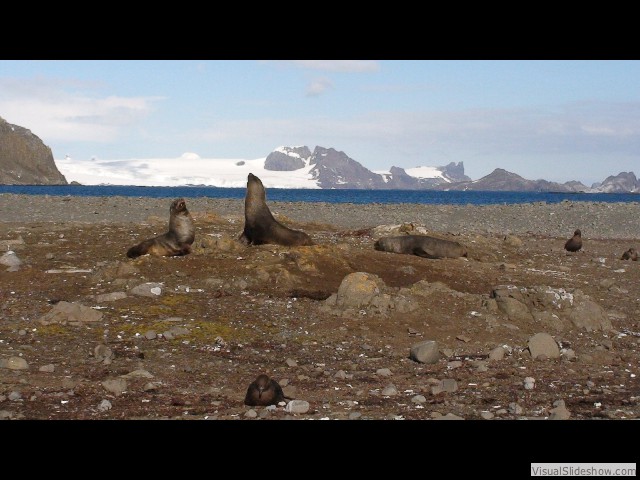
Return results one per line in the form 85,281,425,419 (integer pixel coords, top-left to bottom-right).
0,116,67,185
264,146,312,171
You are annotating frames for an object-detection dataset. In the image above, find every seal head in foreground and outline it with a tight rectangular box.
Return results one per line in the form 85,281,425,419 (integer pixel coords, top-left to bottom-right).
374,234,467,259
621,247,638,261
126,198,195,258
239,173,313,247
244,374,289,406
564,229,582,253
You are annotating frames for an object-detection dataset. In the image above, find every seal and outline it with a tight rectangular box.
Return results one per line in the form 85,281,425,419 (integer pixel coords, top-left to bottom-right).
621,247,638,261
126,198,195,258
239,173,313,247
374,234,467,259
564,229,582,252
244,374,291,406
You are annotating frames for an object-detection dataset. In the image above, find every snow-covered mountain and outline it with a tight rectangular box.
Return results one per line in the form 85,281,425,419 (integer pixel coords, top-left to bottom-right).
55,145,467,189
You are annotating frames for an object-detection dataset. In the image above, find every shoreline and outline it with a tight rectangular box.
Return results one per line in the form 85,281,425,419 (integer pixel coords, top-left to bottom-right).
1,193,640,239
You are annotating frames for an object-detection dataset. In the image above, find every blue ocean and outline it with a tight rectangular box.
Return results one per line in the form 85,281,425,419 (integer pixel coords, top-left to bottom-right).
0,185,638,205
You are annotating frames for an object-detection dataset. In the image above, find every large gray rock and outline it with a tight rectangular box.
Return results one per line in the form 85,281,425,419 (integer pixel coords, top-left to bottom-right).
130,282,163,297
38,301,103,326
0,251,22,268
410,340,440,364
568,292,612,332
334,272,384,309
0,117,67,185
528,333,560,359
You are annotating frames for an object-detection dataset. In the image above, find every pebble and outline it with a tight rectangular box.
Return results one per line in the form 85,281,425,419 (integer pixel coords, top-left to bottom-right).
409,340,440,364
440,378,458,393
376,368,392,377
509,402,523,415
481,411,495,420
286,358,298,367
258,409,270,419
528,332,560,359
349,412,362,420
102,378,128,396
244,409,258,418
447,361,463,369
1,356,28,370
334,370,347,379
39,364,55,373
433,413,464,420
549,399,571,420
98,399,112,411
8,391,22,401
382,384,398,396
145,330,157,340
456,335,471,343
489,346,505,361
285,400,310,414
411,395,427,404
524,377,536,390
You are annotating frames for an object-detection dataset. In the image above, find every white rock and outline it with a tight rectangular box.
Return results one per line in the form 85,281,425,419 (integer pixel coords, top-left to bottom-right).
285,400,310,414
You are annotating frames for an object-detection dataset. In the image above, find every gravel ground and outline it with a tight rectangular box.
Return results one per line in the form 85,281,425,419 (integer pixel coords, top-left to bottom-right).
2,194,640,239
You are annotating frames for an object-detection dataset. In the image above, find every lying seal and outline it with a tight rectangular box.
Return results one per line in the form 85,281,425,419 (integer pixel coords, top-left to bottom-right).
244,374,291,406
564,229,582,252
621,247,638,261
126,198,195,258
239,173,313,247
374,234,467,259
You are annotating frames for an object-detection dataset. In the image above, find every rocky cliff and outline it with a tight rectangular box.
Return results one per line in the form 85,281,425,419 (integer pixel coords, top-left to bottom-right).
0,117,67,185
436,168,589,192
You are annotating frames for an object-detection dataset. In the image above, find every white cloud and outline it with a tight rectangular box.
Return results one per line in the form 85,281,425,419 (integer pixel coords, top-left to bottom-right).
265,60,380,73
0,78,164,143
306,78,333,97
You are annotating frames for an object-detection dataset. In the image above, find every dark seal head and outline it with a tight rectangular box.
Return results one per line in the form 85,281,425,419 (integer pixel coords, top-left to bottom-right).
126,198,195,258
238,173,313,247
564,229,582,252
621,247,638,261
374,234,467,259
244,374,288,406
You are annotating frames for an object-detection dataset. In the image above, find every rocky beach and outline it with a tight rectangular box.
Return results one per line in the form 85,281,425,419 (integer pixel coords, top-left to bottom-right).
1,194,639,422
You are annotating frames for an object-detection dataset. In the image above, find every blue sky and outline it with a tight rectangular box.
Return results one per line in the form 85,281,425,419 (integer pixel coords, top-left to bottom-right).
0,59,638,185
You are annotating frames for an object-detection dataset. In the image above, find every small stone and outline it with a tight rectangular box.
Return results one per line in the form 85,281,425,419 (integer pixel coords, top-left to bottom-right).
348,412,362,420
334,370,347,379
434,413,464,420
481,411,495,420
411,395,427,404
39,364,55,373
561,348,576,360
18,330,27,336
244,409,258,418
94,344,114,364
285,400,310,414
440,348,454,358
121,369,154,379
440,379,458,392
456,335,471,343
8,391,22,401
94,292,127,302
509,402,523,415
98,399,112,411
381,384,398,396
447,361,463,369
489,346,505,361
145,331,157,340
162,331,175,340
265,405,277,412
410,340,440,364
549,399,571,420
3,356,28,370
376,368,392,377
102,378,128,396
258,409,270,419
143,382,161,392
286,358,298,367
528,332,560,359
473,361,488,372
524,377,535,390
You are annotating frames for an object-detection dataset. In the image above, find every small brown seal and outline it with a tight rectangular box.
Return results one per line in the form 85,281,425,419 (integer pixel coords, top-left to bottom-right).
564,229,582,252
126,198,195,258
244,374,291,406
239,173,313,247
374,235,467,259
621,247,638,261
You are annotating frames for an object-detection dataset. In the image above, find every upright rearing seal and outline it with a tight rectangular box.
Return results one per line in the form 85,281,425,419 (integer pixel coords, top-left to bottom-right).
239,173,313,247
126,198,195,258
